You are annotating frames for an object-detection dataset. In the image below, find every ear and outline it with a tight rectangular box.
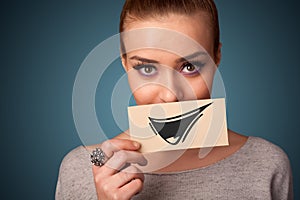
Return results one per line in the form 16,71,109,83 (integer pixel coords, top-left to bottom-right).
121,54,128,71
215,43,222,67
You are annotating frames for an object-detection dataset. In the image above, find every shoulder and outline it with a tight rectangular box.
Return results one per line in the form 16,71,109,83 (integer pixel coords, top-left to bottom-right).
245,137,293,199
248,137,290,163
58,146,93,183
59,145,91,172
241,136,292,175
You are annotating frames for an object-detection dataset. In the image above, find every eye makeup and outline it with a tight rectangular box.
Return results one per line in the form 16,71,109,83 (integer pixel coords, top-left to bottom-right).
179,60,206,76
130,52,210,79
132,59,207,78
133,63,158,77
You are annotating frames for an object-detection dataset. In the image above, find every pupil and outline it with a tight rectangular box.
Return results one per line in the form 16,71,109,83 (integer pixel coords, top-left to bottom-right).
145,66,152,73
187,64,194,71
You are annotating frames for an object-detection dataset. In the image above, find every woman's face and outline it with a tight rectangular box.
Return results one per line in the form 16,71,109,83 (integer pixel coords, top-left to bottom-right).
122,13,221,105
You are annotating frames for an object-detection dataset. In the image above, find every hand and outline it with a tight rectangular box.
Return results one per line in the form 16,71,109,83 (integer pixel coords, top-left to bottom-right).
92,139,147,200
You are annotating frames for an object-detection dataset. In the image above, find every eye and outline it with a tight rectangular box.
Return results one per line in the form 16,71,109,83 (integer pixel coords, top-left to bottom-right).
133,64,158,77
180,62,202,75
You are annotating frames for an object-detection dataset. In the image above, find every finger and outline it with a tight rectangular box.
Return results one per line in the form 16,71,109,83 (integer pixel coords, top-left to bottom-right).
110,165,144,188
105,150,147,172
92,166,144,199
119,179,144,199
93,150,147,178
101,139,141,158
92,164,108,180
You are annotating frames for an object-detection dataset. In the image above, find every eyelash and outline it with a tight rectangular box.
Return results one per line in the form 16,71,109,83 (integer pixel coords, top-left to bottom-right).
180,61,205,76
132,61,205,77
133,63,158,77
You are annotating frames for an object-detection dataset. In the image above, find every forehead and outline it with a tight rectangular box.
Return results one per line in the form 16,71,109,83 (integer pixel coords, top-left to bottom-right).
122,13,214,56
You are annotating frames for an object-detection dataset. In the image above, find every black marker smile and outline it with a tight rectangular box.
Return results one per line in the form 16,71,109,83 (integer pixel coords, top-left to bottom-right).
148,102,212,145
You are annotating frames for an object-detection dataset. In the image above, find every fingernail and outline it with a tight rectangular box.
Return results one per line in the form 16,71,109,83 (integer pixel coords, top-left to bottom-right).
133,141,140,148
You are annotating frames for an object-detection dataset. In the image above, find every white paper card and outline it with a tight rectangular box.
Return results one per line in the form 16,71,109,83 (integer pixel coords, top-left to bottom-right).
128,98,228,153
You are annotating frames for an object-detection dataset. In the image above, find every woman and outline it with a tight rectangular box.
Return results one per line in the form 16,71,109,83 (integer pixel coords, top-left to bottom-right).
56,0,293,199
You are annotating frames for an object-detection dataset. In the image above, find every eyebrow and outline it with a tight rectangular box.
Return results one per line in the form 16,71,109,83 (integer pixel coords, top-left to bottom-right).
129,51,208,64
176,51,208,63
129,56,159,63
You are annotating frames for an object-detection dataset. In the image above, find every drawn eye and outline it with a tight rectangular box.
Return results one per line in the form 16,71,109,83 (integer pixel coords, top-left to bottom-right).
133,64,158,77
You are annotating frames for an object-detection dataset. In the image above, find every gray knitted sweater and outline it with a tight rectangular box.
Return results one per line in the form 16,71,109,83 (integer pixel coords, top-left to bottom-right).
56,137,293,199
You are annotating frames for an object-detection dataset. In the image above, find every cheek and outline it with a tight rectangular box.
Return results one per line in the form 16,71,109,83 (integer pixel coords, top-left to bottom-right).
129,73,213,104
132,85,159,105
133,79,211,104
187,78,211,100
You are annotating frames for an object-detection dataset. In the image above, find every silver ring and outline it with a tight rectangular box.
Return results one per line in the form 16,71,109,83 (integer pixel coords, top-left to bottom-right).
90,148,108,166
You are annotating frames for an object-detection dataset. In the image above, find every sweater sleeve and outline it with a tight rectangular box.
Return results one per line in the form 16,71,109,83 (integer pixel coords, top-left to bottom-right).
55,165,64,200
270,147,293,200
55,146,98,200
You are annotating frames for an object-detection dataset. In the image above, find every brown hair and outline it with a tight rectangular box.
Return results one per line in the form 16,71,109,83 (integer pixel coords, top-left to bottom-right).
119,0,220,55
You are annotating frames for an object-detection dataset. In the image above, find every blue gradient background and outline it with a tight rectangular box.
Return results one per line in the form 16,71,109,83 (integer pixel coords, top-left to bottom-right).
1,0,299,199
